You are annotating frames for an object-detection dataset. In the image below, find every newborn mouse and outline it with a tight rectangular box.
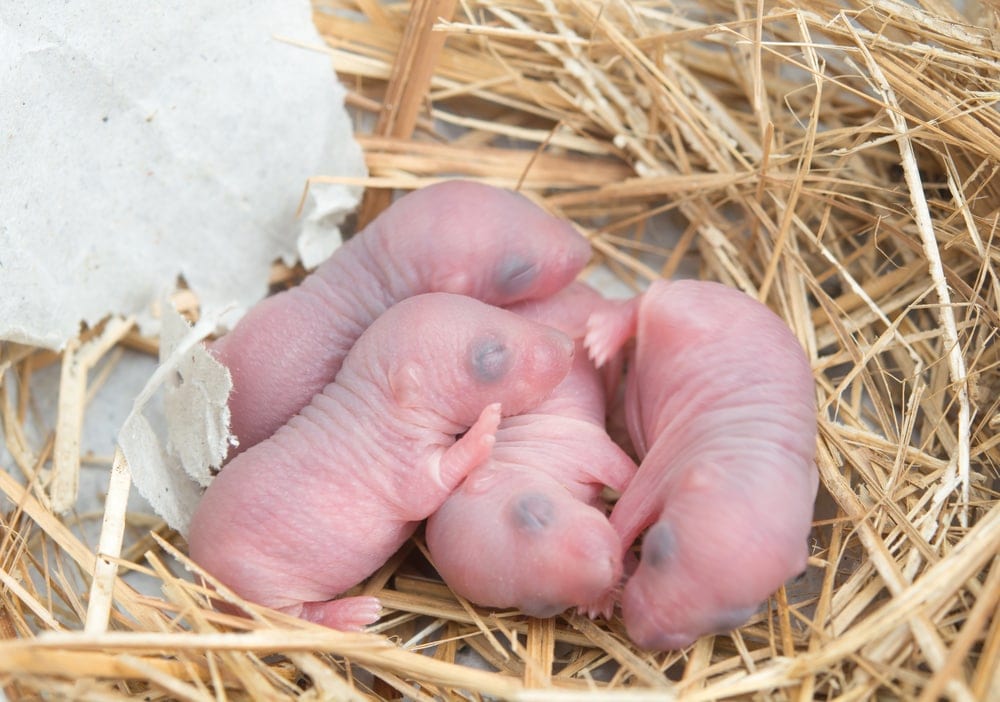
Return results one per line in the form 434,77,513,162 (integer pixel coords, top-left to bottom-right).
586,279,818,650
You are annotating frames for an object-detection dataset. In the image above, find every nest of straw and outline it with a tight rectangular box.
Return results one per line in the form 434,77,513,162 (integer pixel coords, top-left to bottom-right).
2,0,999,699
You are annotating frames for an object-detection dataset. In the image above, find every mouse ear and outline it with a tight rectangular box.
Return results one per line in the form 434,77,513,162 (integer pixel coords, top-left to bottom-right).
435,269,472,295
389,362,424,407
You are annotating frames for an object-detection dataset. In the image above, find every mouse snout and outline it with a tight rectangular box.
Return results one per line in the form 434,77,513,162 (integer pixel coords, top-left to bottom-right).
550,327,576,362
707,604,758,635
621,578,698,651
526,326,574,377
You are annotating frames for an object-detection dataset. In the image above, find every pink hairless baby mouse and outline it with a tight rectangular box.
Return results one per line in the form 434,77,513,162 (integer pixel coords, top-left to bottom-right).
426,282,637,617
188,292,575,630
211,180,591,454
586,279,818,650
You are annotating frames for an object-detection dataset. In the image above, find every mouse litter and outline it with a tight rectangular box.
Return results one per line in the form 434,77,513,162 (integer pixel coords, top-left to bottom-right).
1,0,999,699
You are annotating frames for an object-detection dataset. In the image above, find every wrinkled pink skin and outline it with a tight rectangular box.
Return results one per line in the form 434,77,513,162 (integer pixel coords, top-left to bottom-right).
586,280,818,650
426,283,637,617
210,180,591,454
188,293,574,630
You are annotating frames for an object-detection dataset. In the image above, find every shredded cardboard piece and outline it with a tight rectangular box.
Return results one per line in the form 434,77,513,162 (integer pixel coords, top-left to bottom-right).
118,305,231,536
160,309,233,489
0,0,365,351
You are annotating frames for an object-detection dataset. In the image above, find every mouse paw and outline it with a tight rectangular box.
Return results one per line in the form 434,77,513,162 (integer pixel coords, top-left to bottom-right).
584,298,639,368
297,595,382,631
578,588,617,621
436,403,501,490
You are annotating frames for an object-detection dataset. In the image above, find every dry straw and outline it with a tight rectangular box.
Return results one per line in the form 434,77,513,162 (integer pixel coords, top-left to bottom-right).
2,0,999,699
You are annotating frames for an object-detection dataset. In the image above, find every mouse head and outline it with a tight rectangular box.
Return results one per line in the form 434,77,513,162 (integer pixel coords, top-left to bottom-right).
358,293,574,424
427,472,622,617
373,181,592,305
620,456,814,650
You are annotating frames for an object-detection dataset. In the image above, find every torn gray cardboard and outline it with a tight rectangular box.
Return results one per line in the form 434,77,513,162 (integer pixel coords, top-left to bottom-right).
0,0,367,350
120,305,231,535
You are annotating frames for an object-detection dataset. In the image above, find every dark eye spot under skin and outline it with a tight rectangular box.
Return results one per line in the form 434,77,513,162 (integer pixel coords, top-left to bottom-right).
642,522,676,570
495,255,539,296
511,493,555,532
469,337,512,383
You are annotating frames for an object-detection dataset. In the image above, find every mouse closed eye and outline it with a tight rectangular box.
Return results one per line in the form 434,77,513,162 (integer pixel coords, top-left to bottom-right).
468,336,512,383
494,255,540,295
510,492,556,531
640,521,676,570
